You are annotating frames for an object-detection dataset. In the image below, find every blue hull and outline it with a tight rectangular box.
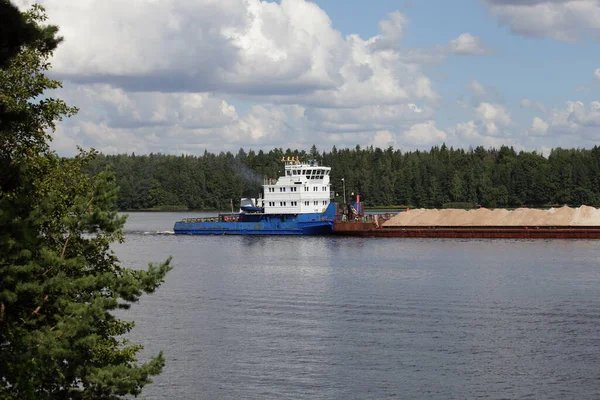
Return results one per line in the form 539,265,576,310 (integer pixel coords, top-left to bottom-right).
174,203,336,235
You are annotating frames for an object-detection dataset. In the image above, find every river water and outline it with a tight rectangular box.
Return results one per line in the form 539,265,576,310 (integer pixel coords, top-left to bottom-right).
114,212,600,399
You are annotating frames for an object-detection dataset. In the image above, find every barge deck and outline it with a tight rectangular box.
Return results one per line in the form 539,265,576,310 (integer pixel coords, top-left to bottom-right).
333,221,600,239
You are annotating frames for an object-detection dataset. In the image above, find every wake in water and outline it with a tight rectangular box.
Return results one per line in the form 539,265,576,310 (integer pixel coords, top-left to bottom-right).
124,230,175,236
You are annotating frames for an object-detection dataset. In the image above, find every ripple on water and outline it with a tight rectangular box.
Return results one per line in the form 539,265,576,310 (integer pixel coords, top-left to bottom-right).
113,213,600,400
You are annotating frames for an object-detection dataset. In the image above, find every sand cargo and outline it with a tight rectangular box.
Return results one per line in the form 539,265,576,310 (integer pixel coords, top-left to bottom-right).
333,205,600,238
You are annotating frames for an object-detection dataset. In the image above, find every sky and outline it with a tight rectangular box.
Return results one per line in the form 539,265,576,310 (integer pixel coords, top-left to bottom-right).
15,0,600,156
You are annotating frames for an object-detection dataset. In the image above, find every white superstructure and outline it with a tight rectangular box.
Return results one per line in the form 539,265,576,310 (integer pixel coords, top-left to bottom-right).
262,157,332,214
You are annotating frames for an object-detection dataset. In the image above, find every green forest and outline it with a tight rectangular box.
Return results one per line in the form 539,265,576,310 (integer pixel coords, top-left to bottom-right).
85,144,600,211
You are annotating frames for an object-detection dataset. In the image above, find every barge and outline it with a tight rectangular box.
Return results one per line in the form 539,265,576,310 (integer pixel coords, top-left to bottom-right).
333,206,600,239
333,220,600,239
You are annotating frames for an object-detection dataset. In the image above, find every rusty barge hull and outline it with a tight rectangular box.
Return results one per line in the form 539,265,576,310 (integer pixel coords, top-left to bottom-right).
333,222,600,239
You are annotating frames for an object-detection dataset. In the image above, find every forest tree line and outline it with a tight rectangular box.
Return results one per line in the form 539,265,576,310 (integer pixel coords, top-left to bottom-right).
85,144,600,210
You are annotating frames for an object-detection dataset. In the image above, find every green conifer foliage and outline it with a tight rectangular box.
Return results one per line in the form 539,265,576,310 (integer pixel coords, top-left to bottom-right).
0,3,172,398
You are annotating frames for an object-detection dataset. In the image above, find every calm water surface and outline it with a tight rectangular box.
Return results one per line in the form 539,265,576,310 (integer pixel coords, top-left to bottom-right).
114,212,600,399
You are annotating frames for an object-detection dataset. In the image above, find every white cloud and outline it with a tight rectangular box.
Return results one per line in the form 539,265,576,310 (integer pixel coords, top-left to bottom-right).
520,98,547,114
10,0,451,154
464,80,505,105
15,0,438,107
304,103,433,133
446,120,518,149
401,121,447,145
475,102,512,126
16,0,245,86
450,120,480,140
529,116,549,135
595,68,600,81
369,11,408,51
57,84,237,129
569,100,600,126
448,33,491,55
484,0,600,42
408,103,423,113
531,101,600,138
230,105,289,142
444,102,513,144
15,0,338,94
397,46,448,65
50,83,439,155
18,0,599,156
50,84,305,154
447,99,600,151
414,77,441,103
372,130,397,149
467,80,487,97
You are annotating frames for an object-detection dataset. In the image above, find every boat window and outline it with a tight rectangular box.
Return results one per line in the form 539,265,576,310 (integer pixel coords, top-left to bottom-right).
286,170,291,176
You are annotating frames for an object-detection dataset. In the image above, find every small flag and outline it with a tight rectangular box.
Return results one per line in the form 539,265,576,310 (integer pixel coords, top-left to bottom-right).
229,199,233,208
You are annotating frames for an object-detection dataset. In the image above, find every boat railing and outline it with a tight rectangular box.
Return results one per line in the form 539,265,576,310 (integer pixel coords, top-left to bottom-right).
335,213,396,224
180,215,242,223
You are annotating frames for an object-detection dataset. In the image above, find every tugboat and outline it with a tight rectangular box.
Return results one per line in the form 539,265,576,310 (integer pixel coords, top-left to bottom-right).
174,157,337,235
